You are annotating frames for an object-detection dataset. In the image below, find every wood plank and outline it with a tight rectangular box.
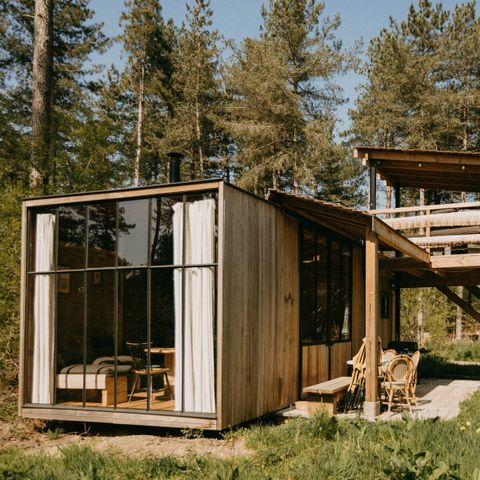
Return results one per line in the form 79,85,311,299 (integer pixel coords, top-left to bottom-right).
215,181,225,430
24,181,221,208
365,230,379,404
385,211,480,231
301,345,329,395
351,246,365,354
303,376,351,394
431,254,480,269
410,234,480,248
372,218,430,264
355,147,480,166
370,201,480,216
436,286,480,323
18,203,27,413
21,407,217,429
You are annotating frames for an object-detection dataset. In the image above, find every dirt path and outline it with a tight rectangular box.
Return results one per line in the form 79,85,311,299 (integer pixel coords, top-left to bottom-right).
1,418,252,459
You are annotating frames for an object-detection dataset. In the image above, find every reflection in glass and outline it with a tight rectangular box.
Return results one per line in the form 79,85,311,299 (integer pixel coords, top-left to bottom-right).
58,205,86,270
85,270,115,407
150,196,181,265
88,203,116,268
118,200,149,267
55,272,85,405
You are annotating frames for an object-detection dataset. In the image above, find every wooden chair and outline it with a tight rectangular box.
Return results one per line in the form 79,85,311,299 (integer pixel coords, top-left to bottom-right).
385,354,414,413
409,350,420,405
126,342,172,403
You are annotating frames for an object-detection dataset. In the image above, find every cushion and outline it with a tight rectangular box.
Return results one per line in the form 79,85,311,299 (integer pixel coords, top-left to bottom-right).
60,364,131,375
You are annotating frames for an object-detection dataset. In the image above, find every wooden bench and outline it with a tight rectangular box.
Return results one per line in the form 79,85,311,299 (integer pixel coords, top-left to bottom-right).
298,376,351,414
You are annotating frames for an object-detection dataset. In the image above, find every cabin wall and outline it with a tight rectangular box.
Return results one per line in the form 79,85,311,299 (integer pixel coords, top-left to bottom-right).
379,273,395,348
219,185,299,429
351,244,365,355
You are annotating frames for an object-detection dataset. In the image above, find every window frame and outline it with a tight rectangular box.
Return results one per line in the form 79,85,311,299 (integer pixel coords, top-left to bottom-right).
23,191,218,419
300,223,353,347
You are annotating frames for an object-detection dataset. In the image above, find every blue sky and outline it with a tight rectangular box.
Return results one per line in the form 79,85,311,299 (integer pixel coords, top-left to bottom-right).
90,0,480,130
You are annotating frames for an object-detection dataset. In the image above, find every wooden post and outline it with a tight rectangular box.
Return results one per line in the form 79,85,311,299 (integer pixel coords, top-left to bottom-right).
394,182,401,341
369,157,377,210
364,229,380,418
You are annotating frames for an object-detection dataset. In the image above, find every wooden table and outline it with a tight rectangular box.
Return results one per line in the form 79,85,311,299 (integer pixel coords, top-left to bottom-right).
149,347,175,385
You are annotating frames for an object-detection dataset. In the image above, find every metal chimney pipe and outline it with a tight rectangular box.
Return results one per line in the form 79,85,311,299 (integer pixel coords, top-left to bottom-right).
167,152,183,183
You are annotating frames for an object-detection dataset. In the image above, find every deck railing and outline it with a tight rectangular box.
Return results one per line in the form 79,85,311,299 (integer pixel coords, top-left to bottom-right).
369,201,480,251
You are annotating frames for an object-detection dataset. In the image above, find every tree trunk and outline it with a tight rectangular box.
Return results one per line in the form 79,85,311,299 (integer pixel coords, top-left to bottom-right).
194,98,204,179
417,289,424,347
31,0,53,192
385,186,392,219
455,286,463,341
133,63,145,187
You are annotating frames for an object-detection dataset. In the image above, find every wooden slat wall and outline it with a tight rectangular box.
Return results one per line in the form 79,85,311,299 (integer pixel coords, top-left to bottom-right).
301,345,329,393
330,342,351,378
219,185,299,428
380,274,394,348
351,244,365,354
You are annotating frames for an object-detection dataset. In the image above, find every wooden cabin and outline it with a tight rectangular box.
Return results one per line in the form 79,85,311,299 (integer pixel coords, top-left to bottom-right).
21,146,480,428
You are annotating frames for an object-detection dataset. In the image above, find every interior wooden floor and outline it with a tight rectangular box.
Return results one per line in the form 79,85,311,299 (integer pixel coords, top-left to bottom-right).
58,391,175,411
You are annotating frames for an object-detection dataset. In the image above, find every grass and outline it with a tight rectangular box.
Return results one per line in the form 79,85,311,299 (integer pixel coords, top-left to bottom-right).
1,391,480,479
419,354,480,380
429,341,480,363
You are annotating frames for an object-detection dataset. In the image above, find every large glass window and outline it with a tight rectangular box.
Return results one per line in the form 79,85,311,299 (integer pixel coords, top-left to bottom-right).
301,227,352,345
26,191,218,416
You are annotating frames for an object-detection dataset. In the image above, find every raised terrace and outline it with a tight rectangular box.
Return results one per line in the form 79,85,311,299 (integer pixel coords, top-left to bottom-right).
355,146,480,323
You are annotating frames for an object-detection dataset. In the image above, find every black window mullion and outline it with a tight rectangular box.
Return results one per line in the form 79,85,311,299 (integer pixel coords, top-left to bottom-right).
52,208,59,405
114,201,119,409
82,205,89,407
146,198,152,411
327,238,332,346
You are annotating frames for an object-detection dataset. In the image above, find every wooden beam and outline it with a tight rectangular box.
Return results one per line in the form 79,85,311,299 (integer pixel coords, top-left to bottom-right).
354,147,480,167
370,201,480,216
410,234,480,248
372,218,430,264
399,270,480,288
364,229,379,416
437,286,480,323
380,256,425,271
24,180,222,208
431,254,480,269
385,211,480,231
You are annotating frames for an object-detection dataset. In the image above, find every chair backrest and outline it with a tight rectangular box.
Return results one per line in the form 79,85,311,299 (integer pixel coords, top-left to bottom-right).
411,350,421,369
382,349,397,363
126,342,150,371
387,355,413,383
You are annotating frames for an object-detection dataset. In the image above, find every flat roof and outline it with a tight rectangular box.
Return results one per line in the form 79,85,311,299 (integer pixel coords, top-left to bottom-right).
23,178,222,208
354,146,480,192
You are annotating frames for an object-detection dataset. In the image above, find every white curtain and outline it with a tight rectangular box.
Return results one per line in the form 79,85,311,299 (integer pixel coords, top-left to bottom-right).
173,199,216,414
31,213,56,404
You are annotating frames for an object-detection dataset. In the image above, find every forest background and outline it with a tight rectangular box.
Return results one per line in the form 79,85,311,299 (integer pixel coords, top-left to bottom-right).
1,0,480,405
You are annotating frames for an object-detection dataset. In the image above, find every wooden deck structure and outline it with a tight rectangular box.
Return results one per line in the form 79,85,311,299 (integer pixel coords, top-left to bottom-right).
355,146,480,416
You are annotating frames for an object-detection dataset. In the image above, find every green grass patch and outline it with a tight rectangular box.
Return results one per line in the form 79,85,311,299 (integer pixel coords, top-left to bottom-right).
419,354,480,380
429,341,480,363
2,392,480,479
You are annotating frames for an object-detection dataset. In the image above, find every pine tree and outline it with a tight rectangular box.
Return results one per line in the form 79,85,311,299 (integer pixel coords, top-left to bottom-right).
119,0,175,186
161,0,225,180
227,0,360,198
0,0,108,192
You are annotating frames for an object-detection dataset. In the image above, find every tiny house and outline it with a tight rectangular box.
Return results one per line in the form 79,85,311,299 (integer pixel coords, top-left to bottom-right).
19,179,398,429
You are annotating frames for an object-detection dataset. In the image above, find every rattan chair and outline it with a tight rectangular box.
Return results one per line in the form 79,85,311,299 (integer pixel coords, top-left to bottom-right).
409,350,420,405
385,354,414,413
